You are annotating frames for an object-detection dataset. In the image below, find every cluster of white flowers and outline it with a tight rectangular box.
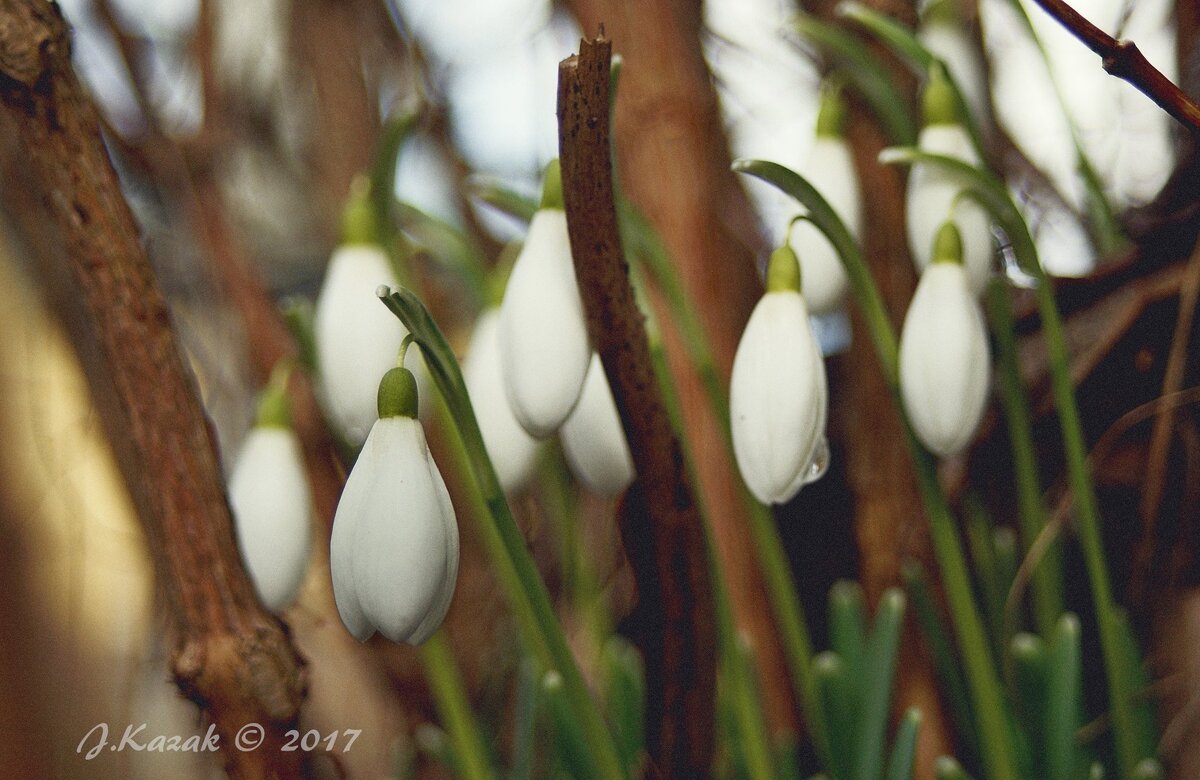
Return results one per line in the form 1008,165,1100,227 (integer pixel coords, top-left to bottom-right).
487,160,634,498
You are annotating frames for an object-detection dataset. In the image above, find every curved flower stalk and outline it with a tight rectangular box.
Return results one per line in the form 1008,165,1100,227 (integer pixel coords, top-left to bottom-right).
330,361,459,644
899,222,991,457
907,66,993,296
730,244,829,505
498,160,591,439
560,354,634,498
789,86,861,315
314,192,421,448
461,307,540,493
229,367,314,613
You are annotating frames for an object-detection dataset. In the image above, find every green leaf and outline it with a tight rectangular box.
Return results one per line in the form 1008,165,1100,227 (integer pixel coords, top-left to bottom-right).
468,176,538,224
1010,632,1047,775
934,756,976,780
603,637,646,773
855,589,906,780
885,708,922,780
814,652,854,780
1044,615,1083,780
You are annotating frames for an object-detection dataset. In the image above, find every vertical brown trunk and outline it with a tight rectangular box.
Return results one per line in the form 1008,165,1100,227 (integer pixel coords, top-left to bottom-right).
563,0,799,734
0,3,305,776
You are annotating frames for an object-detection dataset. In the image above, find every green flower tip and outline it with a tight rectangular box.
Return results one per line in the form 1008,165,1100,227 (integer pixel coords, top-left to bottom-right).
340,177,381,246
766,244,802,293
921,63,959,128
931,220,964,265
815,83,847,138
255,383,292,429
377,366,419,419
539,158,564,211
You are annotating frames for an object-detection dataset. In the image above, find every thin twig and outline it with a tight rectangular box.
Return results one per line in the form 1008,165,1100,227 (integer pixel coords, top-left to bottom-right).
557,33,715,777
1029,0,1200,134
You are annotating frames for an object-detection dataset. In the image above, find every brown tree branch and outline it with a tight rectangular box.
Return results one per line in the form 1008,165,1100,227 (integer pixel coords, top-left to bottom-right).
1029,0,1200,134
0,3,305,776
557,34,715,777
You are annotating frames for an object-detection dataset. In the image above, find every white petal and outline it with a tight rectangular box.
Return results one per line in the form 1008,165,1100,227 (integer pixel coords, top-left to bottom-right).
561,354,635,498
498,210,591,438
899,264,991,457
229,427,313,613
730,292,828,505
462,309,541,492
330,417,459,644
906,125,994,296
314,244,423,448
792,136,860,314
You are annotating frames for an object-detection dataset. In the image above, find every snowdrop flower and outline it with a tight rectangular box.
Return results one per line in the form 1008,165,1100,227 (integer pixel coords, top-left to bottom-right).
789,86,861,315
314,189,419,448
561,354,635,498
899,222,991,457
906,65,993,297
731,245,829,505
331,361,459,644
462,307,540,492
498,160,591,439
229,373,313,613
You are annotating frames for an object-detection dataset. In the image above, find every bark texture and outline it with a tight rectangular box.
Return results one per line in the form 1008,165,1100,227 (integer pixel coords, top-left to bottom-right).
558,36,715,776
0,3,305,776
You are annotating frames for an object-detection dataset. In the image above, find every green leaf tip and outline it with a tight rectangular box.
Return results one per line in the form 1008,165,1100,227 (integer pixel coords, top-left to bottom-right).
539,158,564,211
378,366,419,419
922,62,959,128
767,243,802,293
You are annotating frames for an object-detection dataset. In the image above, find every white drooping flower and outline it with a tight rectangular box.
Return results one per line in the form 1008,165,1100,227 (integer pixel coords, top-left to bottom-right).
561,354,635,498
462,307,540,492
731,245,829,505
229,381,313,613
789,87,861,315
498,160,591,439
899,223,991,457
331,366,459,645
906,66,993,297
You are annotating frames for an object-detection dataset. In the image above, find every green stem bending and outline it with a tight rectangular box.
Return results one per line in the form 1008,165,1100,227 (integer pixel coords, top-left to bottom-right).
733,158,1020,780
378,287,626,780
873,146,1142,777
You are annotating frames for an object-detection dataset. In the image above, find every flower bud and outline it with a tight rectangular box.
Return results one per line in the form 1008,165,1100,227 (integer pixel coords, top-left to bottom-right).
229,387,313,613
731,248,829,505
498,161,591,438
462,308,540,492
561,354,635,498
899,224,991,457
907,67,993,296
330,367,459,644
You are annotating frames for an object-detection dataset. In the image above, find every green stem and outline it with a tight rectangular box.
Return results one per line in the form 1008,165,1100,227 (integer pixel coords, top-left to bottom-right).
873,147,1139,776
622,202,829,769
379,288,625,779
1030,266,1138,777
734,159,1019,780
419,631,494,780
986,281,1062,637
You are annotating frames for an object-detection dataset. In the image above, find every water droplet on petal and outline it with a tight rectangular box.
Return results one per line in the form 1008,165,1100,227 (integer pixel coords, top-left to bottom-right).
804,435,830,484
